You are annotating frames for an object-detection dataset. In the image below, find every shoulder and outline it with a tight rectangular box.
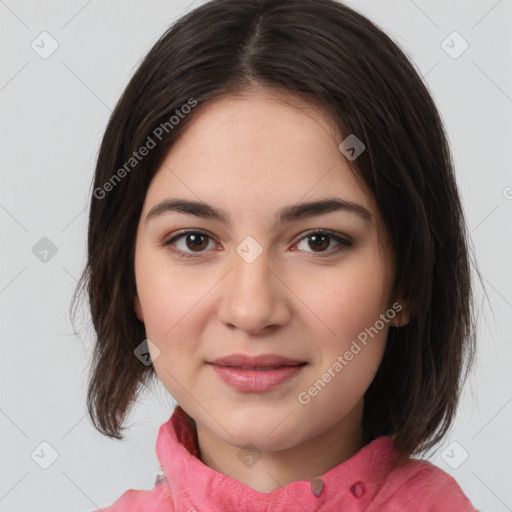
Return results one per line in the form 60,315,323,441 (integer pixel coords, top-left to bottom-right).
91,481,174,512
369,458,480,512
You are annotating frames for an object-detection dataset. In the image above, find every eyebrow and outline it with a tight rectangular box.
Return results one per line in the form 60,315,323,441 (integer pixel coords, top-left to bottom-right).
145,197,372,226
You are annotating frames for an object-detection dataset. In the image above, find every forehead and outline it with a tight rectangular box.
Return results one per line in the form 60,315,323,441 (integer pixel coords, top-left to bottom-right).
152,89,364,191
173,87,343,164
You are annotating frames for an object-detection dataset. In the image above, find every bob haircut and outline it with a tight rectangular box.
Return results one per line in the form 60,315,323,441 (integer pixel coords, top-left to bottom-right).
72,0,478,465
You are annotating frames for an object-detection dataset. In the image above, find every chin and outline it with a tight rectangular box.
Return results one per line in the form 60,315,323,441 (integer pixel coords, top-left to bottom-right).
216,406,305,451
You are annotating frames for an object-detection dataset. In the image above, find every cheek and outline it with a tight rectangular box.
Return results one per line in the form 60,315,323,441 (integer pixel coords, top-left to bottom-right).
297,261,391,411
299,254,393,344
134,255,204,395
138,267,203,401
135,249,206,339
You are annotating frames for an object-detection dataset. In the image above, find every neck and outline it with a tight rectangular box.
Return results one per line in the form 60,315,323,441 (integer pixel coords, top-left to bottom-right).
195,401,364,493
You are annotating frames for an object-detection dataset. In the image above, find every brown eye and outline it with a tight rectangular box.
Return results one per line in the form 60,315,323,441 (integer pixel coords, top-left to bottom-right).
183,233,209,251
307,233,330,252
163,230,215,258
295,231,353,256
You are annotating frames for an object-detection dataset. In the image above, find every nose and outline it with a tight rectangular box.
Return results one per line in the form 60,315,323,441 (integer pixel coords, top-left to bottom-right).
216,243,291,335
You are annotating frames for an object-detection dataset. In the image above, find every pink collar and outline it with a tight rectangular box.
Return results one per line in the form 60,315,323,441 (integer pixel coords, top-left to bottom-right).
156,406,398,511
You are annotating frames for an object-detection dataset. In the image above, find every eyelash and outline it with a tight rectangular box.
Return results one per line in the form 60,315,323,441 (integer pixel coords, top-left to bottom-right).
161,229,353,259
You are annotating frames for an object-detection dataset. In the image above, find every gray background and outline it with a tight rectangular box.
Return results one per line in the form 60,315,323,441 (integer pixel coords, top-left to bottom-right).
1,0,511,510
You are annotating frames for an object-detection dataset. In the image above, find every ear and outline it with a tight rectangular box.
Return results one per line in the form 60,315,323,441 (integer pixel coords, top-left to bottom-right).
134,293,144,322
388,298,411,327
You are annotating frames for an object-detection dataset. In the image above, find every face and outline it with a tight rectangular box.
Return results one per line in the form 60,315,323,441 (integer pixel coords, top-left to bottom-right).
133,87,407,453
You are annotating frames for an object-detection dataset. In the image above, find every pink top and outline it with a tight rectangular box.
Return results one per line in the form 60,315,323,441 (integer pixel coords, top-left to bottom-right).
95,406,480,511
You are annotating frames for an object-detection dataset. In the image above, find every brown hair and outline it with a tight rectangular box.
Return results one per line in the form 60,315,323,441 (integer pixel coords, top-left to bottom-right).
71,0,479,465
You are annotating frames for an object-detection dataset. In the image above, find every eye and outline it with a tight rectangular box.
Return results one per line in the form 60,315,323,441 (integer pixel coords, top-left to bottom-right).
162,229,352,259
162,230,217,258
294,230,353,256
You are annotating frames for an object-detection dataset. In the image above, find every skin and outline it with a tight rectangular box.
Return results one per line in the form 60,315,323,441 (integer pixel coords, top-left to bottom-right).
133,86,410,493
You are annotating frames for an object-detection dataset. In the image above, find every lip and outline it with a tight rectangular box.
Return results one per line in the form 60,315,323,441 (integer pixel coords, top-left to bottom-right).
207,353,307,392
208,353,306,368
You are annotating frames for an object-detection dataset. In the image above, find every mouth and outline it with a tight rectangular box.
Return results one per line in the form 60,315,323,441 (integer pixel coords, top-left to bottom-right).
207,356,308,392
